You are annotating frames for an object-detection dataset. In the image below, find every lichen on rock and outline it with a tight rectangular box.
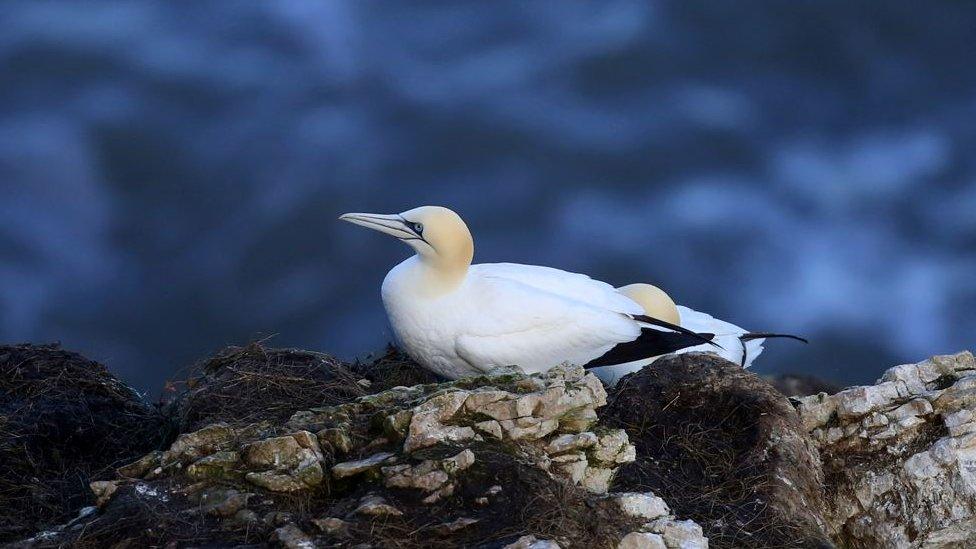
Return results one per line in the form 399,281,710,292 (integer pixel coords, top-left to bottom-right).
796,351,976,548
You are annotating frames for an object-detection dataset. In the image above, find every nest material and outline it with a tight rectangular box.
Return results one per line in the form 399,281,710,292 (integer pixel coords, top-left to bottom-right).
603,353,833,549
166,343,370,433
0,343,167,542
348,344,446,392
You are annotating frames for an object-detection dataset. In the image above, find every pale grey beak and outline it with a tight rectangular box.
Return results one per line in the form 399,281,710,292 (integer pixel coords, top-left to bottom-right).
339,212,415,239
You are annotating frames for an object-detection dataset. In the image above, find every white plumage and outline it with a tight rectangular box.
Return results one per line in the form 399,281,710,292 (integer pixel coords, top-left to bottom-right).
382,258,644,378
677,305,764,365
340,206,707,380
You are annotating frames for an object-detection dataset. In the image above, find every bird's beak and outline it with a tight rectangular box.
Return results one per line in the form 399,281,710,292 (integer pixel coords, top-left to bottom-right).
339,212,414,239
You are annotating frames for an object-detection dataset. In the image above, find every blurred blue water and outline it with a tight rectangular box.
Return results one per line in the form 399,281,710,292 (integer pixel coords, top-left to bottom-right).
1,1,973,392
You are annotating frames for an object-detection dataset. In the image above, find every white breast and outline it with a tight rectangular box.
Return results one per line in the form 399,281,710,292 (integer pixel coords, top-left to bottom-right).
380,259,645,379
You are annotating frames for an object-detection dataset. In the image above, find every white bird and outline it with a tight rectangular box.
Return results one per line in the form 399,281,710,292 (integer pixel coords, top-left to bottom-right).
591,283,806,385
339,206,714,379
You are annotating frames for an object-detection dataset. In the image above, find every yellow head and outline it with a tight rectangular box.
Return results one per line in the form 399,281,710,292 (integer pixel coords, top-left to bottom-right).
618,283,681,325
339,206,474,274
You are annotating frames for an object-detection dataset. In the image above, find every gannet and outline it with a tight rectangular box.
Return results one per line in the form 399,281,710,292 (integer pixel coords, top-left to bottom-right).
591,283,806,385
339,206,714,379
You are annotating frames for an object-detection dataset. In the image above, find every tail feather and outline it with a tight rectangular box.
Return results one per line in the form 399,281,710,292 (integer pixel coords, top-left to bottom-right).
738,332,808,367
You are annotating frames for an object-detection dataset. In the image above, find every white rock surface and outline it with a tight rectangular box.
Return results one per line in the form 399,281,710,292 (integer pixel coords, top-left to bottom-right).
618,531,667,549
796,351,976,548
610,492,671,521
504,535,561,549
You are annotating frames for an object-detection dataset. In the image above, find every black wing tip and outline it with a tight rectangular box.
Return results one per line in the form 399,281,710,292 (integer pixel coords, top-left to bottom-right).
632,314,723,349
740,332,809,344
584,329,718,370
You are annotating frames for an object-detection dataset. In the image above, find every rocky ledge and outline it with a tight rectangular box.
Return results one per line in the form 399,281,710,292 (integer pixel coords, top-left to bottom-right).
2,343,974,548
796,351,976,548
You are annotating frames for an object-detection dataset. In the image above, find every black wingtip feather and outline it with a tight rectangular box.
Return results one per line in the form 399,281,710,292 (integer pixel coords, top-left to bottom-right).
739,332,809,344
584,328,717,369
632,314,723,349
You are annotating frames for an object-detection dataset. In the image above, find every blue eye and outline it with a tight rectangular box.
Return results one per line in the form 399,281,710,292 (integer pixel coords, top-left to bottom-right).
412,223,424,234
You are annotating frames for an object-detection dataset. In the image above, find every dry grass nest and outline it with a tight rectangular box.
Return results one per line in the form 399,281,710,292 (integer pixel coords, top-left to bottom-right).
0,343,167,542
603,353,833,549
166,343,442,434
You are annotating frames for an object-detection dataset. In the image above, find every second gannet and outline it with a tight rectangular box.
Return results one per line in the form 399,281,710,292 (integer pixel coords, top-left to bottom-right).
591,283,806,385
339,206,714,379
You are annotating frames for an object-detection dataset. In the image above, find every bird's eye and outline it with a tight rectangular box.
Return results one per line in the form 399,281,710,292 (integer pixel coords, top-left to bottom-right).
412,223,424,234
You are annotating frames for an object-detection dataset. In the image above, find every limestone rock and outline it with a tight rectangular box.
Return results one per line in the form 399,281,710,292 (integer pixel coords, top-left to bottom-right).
331,452,396,478
162,423,238,465
618,532,667,549
353,495,404,517
186,451,240,480
272,523,315,549
242,431,324,492
610,492,670,521
197,487,251,517
382,449,475,502
116,451,162,479
318,427,354,454
660,519,707,548
89,480,121,507
796,351,976,548
504,535,562,549
434,517,479,534
312,517,350,536
546,432,598,454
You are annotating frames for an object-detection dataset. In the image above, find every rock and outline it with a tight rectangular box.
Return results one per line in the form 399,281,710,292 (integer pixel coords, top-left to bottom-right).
318,427,354,454
245,470,311,493
186,451,240,480
272,523,315,549
312,517,350,536
163,423,239,465
243,431,320,469
89,480,121,507
117,451,163,479
660,519,707,548
382,449,475,498
618,532,667,549
546,432,598,454
404,391,477,451
504,535,562,549
796,351,976,547
9,344,643,548
610,492,670,521
433,517,479,534
198,487,251,517
353,495,404,517
590,429,634,464
604,353,832,548
242,431,325,491
331,452,396,478
559,407,599,433
581,465,614,494
474,419,504,439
